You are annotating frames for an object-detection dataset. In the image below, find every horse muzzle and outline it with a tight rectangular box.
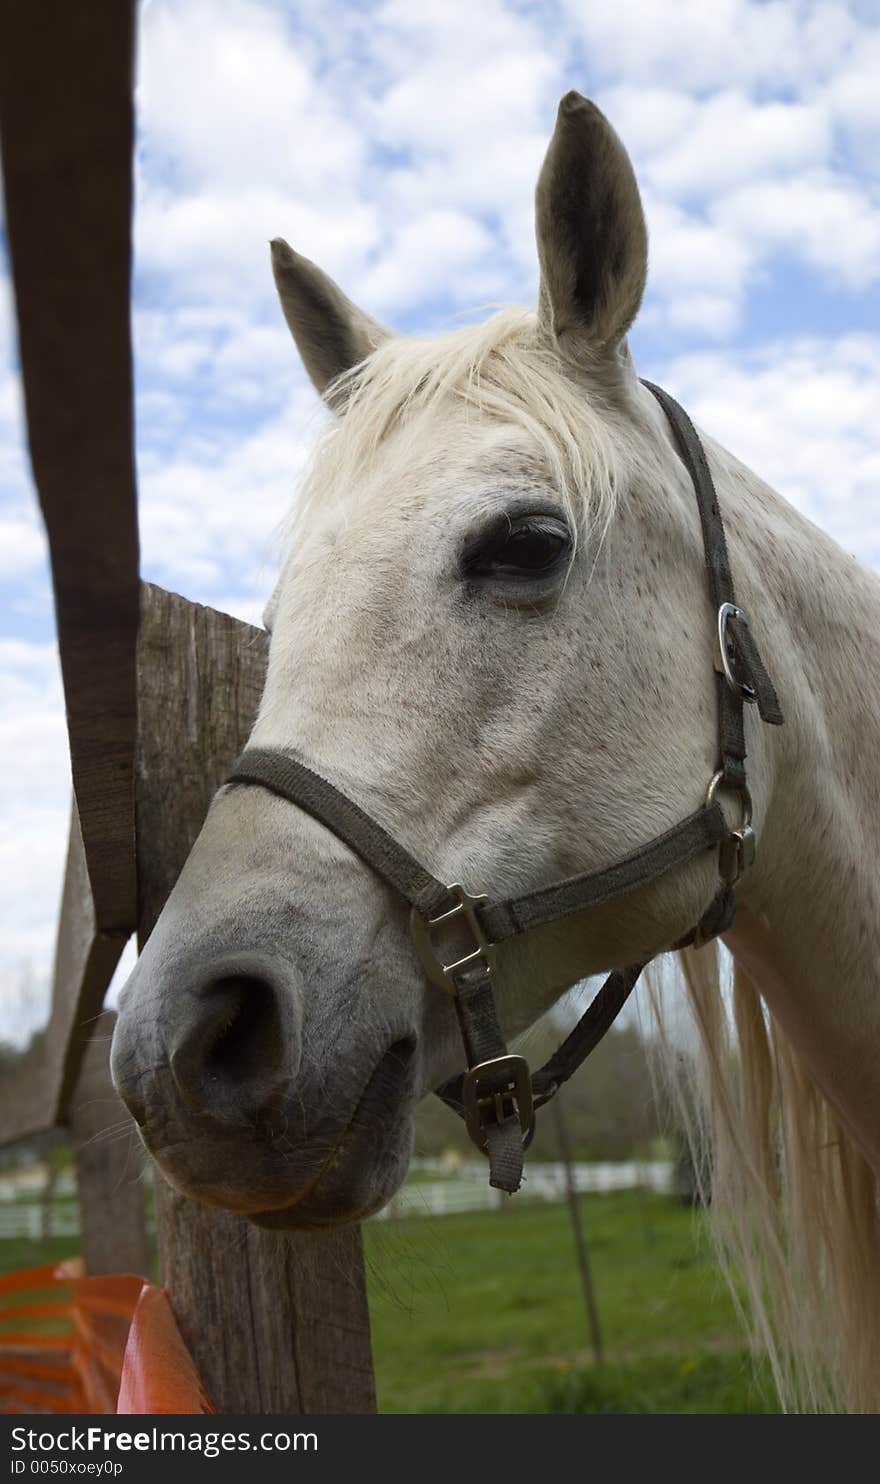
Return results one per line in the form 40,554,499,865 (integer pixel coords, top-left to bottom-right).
110,946,418,1227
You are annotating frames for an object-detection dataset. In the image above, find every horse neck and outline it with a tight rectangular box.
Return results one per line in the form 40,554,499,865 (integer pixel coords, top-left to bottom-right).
714,436,880,1165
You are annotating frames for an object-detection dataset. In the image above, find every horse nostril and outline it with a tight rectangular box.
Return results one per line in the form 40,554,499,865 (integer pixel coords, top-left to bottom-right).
118,1085,148,1128
380,1036,417,1084
169,971,298,1117
203,977,283,1086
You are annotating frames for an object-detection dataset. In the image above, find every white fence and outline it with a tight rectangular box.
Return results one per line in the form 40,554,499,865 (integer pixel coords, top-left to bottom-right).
0,1202,81,1240
375,1161,674,1220
0,1162,674,1237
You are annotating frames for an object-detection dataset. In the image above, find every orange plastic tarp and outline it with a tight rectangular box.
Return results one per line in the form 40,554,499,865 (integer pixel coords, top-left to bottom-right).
0,1261,212,1414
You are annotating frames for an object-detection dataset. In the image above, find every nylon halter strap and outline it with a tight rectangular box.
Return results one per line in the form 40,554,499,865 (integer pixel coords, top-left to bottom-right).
225,383,783,1196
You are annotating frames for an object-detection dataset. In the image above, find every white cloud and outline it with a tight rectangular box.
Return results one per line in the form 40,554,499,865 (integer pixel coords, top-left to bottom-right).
134,0,380,309
0,277,15,371
563,0,859,92
820,25,880,158
128,0,880,352
604,87,832,198
653,333,880,567
640,199,753,337
0,517,46,577
134,303,299,401
136,181,381,304
0,372,27,480
716,174,880,291
139,0,364,194
369,10,558,158
137,385,320,595
356,210,501,315
0,640,70,1034
209,593,268,628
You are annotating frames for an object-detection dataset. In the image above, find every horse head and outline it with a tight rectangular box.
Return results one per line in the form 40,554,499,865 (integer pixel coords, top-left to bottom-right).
111,95,764,1227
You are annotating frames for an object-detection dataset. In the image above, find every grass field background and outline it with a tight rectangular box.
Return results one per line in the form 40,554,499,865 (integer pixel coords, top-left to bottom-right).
362,1190,776,1412
0,1190,778,1414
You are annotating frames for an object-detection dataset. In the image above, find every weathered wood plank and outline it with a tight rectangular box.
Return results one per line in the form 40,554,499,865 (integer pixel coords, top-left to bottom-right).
137,582,376,1414
154,1197,376,1413
69,1010,150,1278
0,0,139,934
0,806,126,1147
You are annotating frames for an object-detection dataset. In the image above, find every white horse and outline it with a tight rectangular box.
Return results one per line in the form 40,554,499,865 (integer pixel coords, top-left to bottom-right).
112,93,880,1412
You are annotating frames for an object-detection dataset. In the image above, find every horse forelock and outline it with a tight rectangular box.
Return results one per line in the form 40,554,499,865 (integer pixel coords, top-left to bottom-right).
282,306,630,557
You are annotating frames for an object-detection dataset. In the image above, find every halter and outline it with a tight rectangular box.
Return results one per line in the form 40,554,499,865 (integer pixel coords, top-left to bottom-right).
225,384,783,1194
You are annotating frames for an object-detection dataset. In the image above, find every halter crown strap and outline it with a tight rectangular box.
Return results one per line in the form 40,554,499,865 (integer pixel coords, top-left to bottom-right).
642,381,783,792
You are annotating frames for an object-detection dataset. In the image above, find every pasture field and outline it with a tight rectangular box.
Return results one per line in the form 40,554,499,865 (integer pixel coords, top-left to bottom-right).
0,1191,778,1413
365,1190,777,1413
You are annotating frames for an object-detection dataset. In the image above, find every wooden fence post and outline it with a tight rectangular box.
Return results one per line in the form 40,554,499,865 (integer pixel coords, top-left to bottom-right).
136,583,376,1414
69,1009,150,1278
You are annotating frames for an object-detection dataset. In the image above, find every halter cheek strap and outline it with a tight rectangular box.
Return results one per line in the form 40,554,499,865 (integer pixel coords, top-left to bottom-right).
224,384,783,1195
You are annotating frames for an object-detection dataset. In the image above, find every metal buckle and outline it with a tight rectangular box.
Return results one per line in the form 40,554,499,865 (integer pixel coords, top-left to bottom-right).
716,602,757,704
462,1054,535,1153
410,884,496,995
706,770,756,885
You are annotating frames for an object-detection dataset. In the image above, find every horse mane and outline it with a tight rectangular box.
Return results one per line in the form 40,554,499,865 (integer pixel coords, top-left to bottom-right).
646,948,880,1413
288,307,624,548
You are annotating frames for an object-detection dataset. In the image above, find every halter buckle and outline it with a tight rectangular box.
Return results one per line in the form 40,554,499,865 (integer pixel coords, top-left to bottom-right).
410,885,496,995
716,603,758,703
706,771,755,885
720,824,756,883
462,1054,534,1153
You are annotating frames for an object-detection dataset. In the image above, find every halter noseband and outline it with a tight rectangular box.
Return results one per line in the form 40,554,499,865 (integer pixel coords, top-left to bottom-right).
225,384,783,1195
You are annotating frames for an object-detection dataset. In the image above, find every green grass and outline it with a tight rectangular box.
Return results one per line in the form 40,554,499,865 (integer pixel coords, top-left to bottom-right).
0,1190,778,1413
0,1236,83,1345
363,1190,778,1413
0,1234,78,1276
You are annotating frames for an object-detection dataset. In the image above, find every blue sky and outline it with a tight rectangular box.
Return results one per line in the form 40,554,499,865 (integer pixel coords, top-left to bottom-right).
1,0,879,1038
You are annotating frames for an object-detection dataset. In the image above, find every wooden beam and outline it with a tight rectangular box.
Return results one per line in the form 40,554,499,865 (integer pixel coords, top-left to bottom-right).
0,0,139,935
70,1010,150,1278
137,583,376,1413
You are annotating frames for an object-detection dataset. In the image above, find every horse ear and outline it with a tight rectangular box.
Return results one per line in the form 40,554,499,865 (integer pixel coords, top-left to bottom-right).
535,93,648,358
270,239,391,407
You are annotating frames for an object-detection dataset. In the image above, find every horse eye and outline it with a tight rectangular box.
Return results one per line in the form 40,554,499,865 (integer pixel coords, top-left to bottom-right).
463,515,572,580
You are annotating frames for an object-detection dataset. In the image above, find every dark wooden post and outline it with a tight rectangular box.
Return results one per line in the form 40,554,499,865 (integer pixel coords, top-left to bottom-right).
136,584,376,1414
69,1009,151,1278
